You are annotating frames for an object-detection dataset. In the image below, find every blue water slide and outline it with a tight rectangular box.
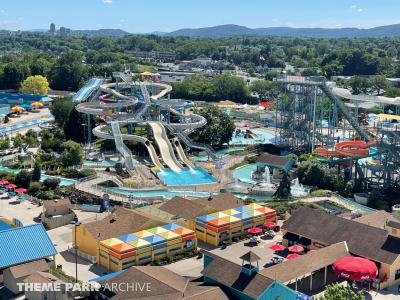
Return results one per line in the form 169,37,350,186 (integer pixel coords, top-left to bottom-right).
72,78,104,102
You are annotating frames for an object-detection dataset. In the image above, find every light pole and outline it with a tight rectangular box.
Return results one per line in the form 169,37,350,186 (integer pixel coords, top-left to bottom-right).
71,217,81,283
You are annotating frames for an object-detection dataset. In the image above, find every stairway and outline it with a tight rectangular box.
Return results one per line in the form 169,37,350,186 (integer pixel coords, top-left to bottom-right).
110,120,136,170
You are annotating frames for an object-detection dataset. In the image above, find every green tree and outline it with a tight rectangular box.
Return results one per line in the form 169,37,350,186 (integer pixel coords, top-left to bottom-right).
60,141,83,167
348,76,371,95
63,107,89,143
32,162,42,182
371,75,388,95
20,75,49,95
385,87,400,98
2,62,30,90
212,73,249,102
192,106,234,146
251,80,277,100
0,137,10,150
14,170,32,189
320,284,364,300
50,97,75,128
49,51,87,91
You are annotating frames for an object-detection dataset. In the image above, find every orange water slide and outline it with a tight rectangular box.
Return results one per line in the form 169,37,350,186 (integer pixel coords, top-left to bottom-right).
315,140,377,159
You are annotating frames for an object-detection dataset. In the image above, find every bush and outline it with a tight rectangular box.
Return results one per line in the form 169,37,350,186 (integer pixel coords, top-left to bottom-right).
43,177,60,190
310,189,332,197
35,190,57,200
32,162,41,182
0,171,16,182
14,170,32,188
27,182,42,196
79,168,96,178
62,168,80,179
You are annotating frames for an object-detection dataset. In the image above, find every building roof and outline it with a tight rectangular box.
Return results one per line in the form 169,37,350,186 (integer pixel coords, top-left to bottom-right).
195,193,244,211
261,242,349,282
8,259,49,279
0,224,57,269
98,266,188,300
352,210,397,229
158,197,208,220
282,207,400,264
23,271,64,284
387,220,400,230
83,207,165,241
256,154,293,171
43,199,71,210
240,251,261,263
202,251,274,298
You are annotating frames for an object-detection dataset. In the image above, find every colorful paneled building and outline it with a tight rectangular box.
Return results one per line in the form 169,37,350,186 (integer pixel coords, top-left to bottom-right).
195,203,277,246
98,223,197,271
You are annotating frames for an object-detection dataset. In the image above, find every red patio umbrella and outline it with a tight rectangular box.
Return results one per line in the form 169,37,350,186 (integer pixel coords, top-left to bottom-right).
263,221,278,228
269,244,286,251
5,184,17,189
287,253,301,260
14,188,27,193
247,227,263,234
333,256,378,281
288,245,304,253
0,179,9,185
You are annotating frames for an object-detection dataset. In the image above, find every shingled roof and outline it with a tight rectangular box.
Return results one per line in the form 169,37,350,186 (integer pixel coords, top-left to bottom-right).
195,193,244,211
8,259,49,279
282,207,400,264
83,207,165,241
158,197,208,220
261,242,349,282
201,251,274,298
97,266,230,300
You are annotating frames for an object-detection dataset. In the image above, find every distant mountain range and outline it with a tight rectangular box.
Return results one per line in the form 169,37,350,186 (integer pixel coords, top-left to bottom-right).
8,23,400,38
162,24,400,38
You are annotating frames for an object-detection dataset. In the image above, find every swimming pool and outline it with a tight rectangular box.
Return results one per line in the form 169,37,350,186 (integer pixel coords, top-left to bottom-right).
0,165,76,186
0,106,10,116
0,115,54,134
229,129,276,145
233,164,257,184
157,167,218,186
40,175,76,186
83,160,118,167
106,187,216,200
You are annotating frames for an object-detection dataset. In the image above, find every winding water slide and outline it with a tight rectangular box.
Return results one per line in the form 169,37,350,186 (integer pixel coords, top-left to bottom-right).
73,78,105,102
332,86,400,106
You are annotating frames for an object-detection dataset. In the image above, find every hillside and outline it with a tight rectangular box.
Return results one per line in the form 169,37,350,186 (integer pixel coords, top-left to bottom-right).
166,23,400,38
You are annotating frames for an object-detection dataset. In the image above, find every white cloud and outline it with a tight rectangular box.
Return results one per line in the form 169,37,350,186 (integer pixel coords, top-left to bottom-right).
271,18,278,23
350,5,357,9
102,0,113,3
119,19,125,23
357,8,363,12
335,24,342,27
0,10,5,14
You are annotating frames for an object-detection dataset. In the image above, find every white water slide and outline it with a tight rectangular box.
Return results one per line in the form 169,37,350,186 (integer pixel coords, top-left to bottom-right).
148,122,183,172
172,138,195,169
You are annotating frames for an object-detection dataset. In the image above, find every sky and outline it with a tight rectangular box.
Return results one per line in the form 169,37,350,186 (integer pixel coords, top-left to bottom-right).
1,0,400,33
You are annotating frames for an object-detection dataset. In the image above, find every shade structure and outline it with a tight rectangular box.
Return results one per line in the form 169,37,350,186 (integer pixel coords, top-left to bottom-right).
288,245,304,253
140,71,153,76
11,106,24,112
270,244,286,251
247,227,263,234
0,180,9,185
14,188,27,193
5,184,17,189
287,253,301,260
333,256,378,281
31,102,44,107
263,221,278,228
117,233,138,243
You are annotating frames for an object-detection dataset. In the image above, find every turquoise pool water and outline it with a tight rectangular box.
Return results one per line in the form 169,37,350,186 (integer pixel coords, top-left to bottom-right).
83,160,117,167
0,115,54,134
233,164,257,184
40,175,76,186
106,187,216,200
0,166,76,186
229,129,276,145
0,106,10,116
157,167,218,186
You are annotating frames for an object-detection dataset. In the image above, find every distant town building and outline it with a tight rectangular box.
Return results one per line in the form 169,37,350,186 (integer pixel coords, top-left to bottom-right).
126,50,176,62
59,26,71,35
49,23,55,34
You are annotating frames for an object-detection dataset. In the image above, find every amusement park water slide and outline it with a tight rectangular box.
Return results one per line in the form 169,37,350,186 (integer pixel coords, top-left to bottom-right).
316,140,378,159
172,138,196,169
148,122,184,172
